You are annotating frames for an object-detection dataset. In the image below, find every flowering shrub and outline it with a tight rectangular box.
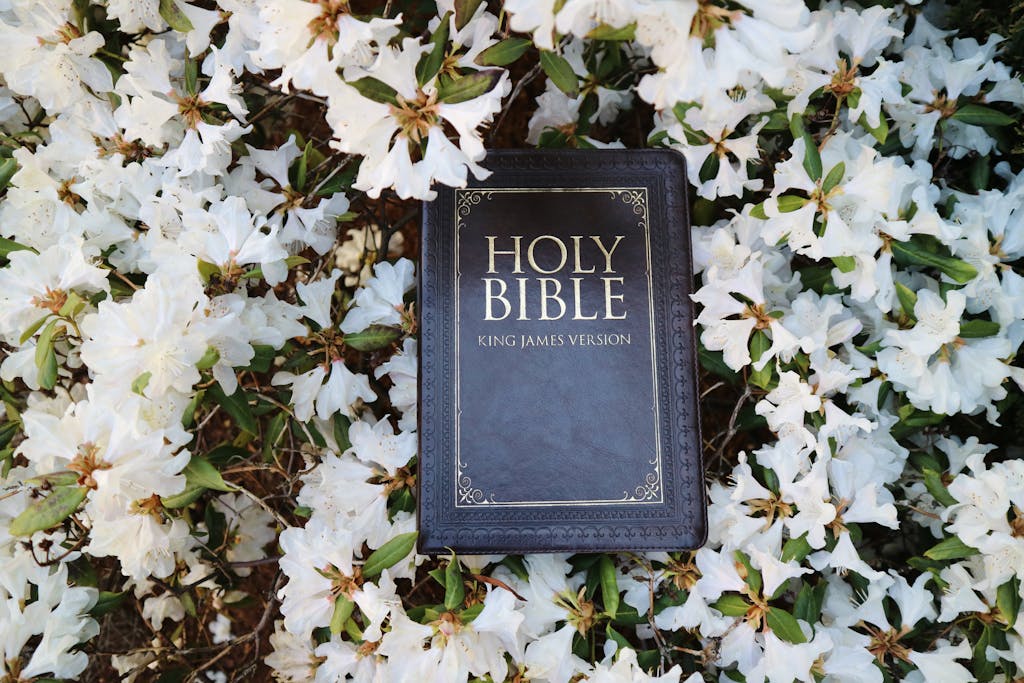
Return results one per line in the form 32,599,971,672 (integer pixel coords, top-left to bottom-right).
0,0,1022,681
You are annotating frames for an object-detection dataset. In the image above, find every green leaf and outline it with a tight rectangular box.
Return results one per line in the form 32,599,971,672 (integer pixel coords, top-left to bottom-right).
822,162,846,194
160,481,206,509
0,157,18,193
766,607,807,643
184,57,199,96
895,282,918,320
436,70,503,104
444,552,465,611
24,471,80,488
997,577,1021,629
968,154,991,192
539,51,579,98
959,319,1001,338
90,590,126,617
599,555,620,617
859,111,888,145
362,531,417,578
952,103,1016,127
330,595,355,634
475,38,531,67
890,238,978,284
789,116,821,181
183,456,235,493
35,319,59,391
586,22,636,40
19,315,51,345
832,256,856,273
246,344,276,373
712,594,750,617
793,582,825,624
749,330,772,391
924,536,979,561
460,602,484,623
416,12,451,86
333,414,352,452
9,485,88,536
922,469,957,507
343,324,402,351
208,384,258,434
159,0,194,32
781,534,813,563
197,259,220,283
347,77,400,106
0,236,33,259
605,623,631,652
131,371,152,396
453,0,483,30
734,551,762,597
973,624,997,682
195,346,221,371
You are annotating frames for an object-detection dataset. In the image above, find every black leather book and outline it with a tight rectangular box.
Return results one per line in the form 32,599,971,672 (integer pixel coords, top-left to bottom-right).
418,149,706,554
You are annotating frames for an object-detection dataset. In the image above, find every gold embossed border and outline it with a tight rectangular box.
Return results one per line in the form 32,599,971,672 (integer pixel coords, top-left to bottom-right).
453,187,662,508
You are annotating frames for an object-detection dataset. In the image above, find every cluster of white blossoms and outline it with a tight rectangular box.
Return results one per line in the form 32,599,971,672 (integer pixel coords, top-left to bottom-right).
0,0,1022,681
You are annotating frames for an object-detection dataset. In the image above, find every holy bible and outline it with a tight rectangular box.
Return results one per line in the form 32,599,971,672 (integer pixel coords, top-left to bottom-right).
418,149,706,554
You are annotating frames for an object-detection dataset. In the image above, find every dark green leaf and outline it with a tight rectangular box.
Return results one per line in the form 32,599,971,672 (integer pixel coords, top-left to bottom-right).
475,38,531,67
347,77,400,106
959,319,1001,338
343,324,402,351
793,582,825,624
362,531,417,578
208,384,258,434
10,485,88,536
890,238,978,284
766,607,807,643
790,116,821,181
333,414,352,452
822,162,845,194
713,594,751,617
453,0,483,30
997,577,1021,629
952,103,1016,127
35,319,59,391
160,482,206,509
922,469,957,507
444,552,465,611
90,591,126,617
895,282,918,320
605,623,631,651
599,555,620,617
539,51,579,98
859,111,888,145
0,157,18,193
159,0,194,32
246,344,275,373
416,12,451,86
781,534,813,563
924,536,978,561
735,551,762,596
969,154,991,192
436,70,503,104
183,456,235,493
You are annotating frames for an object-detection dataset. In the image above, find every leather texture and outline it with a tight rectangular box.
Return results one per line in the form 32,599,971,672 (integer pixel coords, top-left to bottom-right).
419,149,706,554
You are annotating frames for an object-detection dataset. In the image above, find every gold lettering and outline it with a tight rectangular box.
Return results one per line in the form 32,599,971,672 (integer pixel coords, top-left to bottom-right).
603,277,626,319
486,236,524,274
527,236,568,274
538,278,566,320
516,277,529,320
483,278,512,320
570,236,596,274
570,277,598,320
592,235,625,273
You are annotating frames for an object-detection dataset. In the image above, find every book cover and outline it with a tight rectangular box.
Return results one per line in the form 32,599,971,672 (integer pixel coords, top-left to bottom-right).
418,149,706,554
